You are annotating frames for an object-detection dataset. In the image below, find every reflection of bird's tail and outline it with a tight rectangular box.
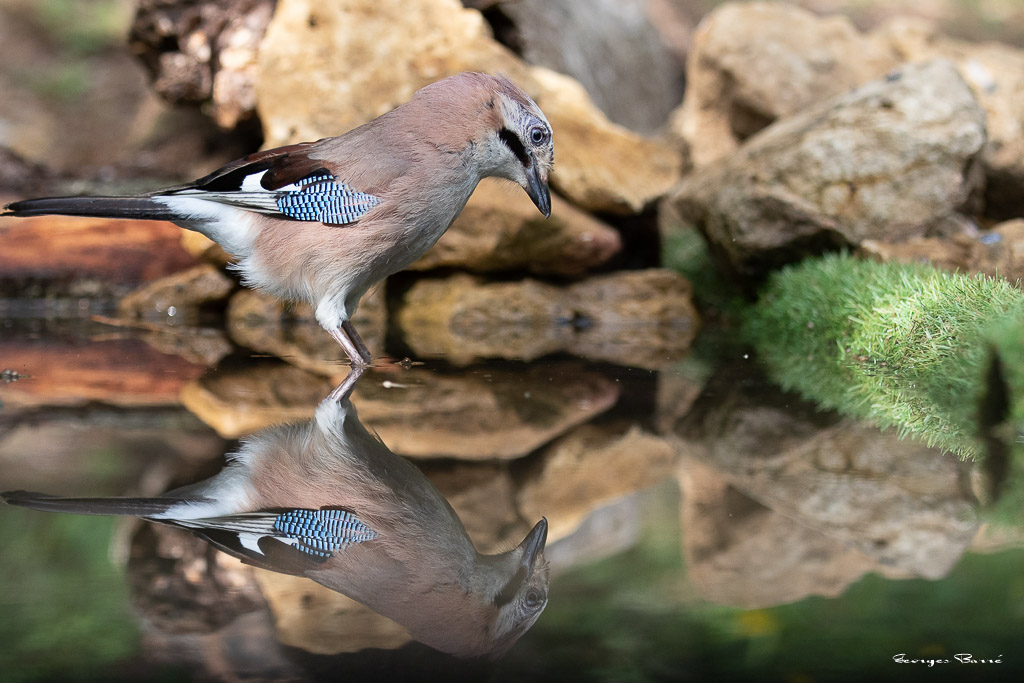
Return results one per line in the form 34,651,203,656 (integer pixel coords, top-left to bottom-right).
3,196,179,221
2,490,176,517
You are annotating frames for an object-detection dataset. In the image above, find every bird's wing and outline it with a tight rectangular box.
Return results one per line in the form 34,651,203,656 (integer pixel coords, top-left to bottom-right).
170,506,380,575
157,142,383,227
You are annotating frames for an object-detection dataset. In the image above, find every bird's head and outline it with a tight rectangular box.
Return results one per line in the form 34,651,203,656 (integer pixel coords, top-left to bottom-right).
415,72,554,218
478,516,551,658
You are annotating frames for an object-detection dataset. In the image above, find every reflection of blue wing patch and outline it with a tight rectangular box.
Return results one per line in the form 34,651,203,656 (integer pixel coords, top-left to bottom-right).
273,508,378,560
276,173,381,224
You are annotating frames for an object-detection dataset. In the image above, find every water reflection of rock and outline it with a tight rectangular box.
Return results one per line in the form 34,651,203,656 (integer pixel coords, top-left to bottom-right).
675,368,980,608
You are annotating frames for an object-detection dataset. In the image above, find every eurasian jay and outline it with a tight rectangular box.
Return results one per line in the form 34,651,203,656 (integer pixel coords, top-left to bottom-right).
2,369,550,658
3,72,555,366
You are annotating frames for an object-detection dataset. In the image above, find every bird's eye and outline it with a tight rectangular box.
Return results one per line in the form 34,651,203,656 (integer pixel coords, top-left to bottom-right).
524,589,545,609
529,126,548,146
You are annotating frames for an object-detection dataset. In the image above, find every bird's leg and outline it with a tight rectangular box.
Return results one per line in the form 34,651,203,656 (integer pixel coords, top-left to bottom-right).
326,364,365,402
329,321,373,367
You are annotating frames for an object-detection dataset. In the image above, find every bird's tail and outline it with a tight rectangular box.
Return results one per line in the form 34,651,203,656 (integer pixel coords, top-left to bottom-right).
1,490,177,517
3,196,179,221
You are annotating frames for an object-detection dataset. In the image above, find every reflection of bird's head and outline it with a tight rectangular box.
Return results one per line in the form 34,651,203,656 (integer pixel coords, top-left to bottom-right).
483,517,550,658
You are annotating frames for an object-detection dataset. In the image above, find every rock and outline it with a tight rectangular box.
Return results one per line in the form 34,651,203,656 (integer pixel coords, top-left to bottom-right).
0,215,201,297
118,263,235,319
670,2,900,167
877,17,1024,219
495,0,685,135
860,219,1024,286
677,458,886,608
663,60,987,280
352,364,620,460
407,179,622,276
396,269,699,369
180,362,334,438
130,0,275,128
256,0,682,214
255,573,412,655
517,422,677,540
227,286,387,375
136,326,234,367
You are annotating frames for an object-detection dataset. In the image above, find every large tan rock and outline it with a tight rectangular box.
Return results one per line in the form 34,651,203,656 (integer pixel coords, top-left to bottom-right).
256,0,682,215
517,422,677,540
226,286,387,375
664,60,987,279
408,178,622,276
396,269,699,368
671,2,899,167
878,17,1024,218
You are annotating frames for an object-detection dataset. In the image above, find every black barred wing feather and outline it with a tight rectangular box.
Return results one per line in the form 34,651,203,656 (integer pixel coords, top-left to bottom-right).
172,507,379,574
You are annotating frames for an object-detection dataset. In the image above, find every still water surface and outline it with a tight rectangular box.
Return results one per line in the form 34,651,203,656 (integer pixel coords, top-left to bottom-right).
1,317,1021,681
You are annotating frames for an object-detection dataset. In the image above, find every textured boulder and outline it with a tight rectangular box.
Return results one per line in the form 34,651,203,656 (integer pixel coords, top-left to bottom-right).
670,2,899,167
257,0,682,215
664,60,987,279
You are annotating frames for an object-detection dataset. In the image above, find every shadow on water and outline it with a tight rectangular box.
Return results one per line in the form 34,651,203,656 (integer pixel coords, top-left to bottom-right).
1,319,1023,681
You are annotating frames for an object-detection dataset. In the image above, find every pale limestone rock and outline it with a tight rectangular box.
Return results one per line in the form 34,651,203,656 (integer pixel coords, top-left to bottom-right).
671,2,899,167
518,422,677,540
664,60,987,279
257,0,681,215
408,178,622,276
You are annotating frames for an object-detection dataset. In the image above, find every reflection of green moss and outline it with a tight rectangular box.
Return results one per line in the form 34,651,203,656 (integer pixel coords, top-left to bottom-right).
745,253,1024,459
0,509,139,682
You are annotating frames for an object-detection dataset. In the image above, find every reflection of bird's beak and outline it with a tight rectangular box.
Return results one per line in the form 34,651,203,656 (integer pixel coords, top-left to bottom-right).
524,159,551,218
520,517,548,570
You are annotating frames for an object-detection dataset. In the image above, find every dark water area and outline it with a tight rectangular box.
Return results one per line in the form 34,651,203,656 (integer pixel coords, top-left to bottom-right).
1,314,1022,683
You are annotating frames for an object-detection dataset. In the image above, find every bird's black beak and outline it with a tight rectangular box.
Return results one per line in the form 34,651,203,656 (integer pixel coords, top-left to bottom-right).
524,160,551,218
519,517,548,569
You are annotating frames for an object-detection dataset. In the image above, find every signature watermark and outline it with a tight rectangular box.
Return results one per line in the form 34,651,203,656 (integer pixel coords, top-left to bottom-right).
894,654,1003,667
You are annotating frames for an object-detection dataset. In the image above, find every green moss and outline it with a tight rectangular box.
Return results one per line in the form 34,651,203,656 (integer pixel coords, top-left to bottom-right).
746,253,1024,459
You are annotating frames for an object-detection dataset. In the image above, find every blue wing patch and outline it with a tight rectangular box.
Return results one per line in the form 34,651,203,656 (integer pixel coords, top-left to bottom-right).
273,508,378,560
276,173,382,225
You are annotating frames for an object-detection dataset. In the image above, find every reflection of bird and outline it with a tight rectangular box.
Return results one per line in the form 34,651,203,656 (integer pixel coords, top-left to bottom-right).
2,371,550,658
3,73,554,366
